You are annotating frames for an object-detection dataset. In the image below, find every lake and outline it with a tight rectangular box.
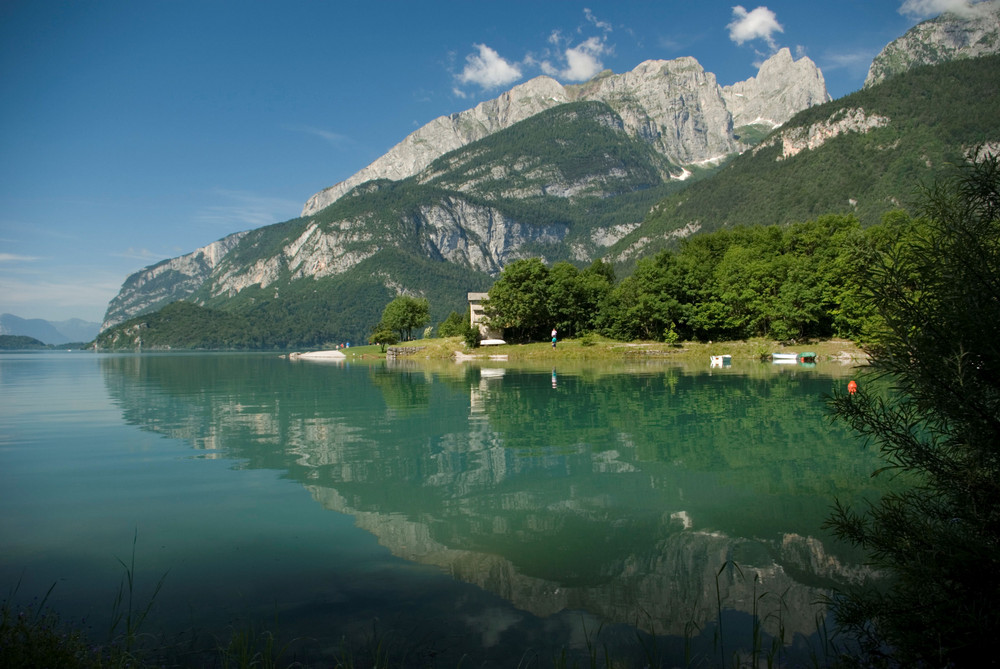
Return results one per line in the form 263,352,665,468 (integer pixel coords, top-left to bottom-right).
0,351,882,666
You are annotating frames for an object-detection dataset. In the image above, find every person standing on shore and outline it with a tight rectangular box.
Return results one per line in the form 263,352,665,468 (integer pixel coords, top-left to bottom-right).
551,328,557,348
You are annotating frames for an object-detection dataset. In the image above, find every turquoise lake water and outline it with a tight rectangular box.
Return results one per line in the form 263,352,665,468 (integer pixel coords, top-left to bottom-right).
0,351,883,666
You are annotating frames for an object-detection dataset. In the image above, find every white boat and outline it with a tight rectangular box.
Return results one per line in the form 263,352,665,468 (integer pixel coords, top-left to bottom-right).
287,350,347,362
710,354,731,367
480,338,506,346
771,352,798,364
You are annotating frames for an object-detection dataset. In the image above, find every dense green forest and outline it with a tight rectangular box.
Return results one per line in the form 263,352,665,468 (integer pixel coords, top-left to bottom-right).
483,213,911,344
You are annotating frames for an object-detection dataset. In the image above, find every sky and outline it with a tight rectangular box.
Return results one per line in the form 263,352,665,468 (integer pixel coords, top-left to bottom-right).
0,0,986,323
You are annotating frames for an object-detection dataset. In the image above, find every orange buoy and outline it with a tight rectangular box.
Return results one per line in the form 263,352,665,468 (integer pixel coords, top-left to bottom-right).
848,380,858,395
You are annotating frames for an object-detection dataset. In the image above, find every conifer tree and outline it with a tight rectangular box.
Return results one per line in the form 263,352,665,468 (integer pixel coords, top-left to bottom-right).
826,151,1000,666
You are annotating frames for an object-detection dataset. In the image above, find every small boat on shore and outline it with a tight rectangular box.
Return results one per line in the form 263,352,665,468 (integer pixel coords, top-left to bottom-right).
710,354,732,367
286,350,346,362
770,351,817,364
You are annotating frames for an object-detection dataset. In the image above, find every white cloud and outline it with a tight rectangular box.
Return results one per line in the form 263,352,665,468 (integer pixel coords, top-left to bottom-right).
899,0,990,18
821,48,879,71
541,36,609,82
0,253,39,262
451,9,615,93
457,44,523,90
584,8,612,32
563,37,609,80
113,248,163,261
196,189,301,229
286,124,349,146
727,5,784,49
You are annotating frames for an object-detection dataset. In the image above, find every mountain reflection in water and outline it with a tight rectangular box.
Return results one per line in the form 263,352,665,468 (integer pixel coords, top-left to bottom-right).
90,353,882,663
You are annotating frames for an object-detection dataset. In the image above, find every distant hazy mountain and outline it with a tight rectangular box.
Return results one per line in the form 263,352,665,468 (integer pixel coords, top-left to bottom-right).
865,0,1000,87
0,313,100,344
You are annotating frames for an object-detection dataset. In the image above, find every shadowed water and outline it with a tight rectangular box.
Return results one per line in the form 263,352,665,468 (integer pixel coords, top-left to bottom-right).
0,352,882,666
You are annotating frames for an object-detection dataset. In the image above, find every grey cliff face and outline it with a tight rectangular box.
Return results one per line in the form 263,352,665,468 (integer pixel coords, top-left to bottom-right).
722,48,831,129
203,197,571,299
865,0,1000,88
417,198,571,272
101,232,248,330
301,76,569,216
570,57,739,166
752,107,891,160
302,50,828,216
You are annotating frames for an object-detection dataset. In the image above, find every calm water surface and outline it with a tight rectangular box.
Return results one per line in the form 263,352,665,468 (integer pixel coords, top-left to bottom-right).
0,352,882,666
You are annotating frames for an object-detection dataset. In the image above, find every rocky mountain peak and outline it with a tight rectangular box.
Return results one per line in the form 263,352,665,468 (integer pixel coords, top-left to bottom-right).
301,51,829,217
722,48,831,129
301,76,567,216
568,56,739,166
865,0,1000,88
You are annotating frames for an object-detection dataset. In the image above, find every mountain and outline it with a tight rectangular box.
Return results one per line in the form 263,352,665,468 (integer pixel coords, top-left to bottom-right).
864,0,1000,88
0,313,101,345
101,102,694,348
101,232,247,332
609,54,1000,264
101,50,828,336
301,48,828,216
98,29,1000,349
0,335,47,350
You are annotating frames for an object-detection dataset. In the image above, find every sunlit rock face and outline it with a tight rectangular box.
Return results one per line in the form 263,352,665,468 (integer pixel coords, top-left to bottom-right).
301,50,828,216
751,107,891,161
864,0,1000,88
722,48,830,130
101,232,248,330
301,76,570,216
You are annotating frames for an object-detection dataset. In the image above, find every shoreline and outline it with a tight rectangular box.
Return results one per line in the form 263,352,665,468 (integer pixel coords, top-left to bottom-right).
360,336,869,365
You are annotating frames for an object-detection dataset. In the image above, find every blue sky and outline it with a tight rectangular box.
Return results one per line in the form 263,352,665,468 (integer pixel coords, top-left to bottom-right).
0,0,979,323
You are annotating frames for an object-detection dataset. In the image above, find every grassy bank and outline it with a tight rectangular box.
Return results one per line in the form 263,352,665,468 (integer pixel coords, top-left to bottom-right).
343,336,868,364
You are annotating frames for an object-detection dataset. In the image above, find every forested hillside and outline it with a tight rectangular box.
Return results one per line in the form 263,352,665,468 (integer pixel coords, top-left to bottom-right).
613,55,1000,264
95,211,912,350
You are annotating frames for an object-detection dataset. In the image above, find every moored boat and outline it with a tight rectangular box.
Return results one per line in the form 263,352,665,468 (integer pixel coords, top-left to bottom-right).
710,354,732,367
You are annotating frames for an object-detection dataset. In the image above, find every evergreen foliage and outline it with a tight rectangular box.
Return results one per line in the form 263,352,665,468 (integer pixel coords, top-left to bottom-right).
614,54,1000,264
424,101,674,199
825,151,1000,666
96,211,925,349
